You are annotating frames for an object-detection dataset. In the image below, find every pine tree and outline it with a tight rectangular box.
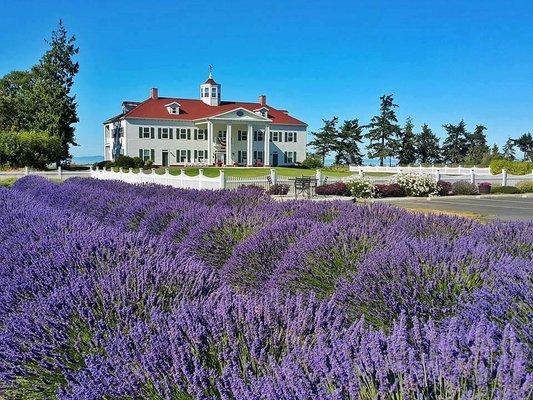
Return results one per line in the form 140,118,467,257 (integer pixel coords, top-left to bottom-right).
397,117,417,165
366,94,400,166
502,138,516,160
30,20,79,163
333,119,364,165
309,117,338,165
514,132,533,161
442,120,468,164
416,124,441,164
465,125,490,164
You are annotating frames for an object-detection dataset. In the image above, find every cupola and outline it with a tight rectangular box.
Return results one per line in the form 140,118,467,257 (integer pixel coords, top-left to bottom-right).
200,66,221,106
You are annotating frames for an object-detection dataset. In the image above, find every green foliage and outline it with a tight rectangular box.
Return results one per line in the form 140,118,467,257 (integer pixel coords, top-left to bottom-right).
502,138,516,161
451,181,479,195
489,159,533,175
0,21,79,163
114,155,145,169
516,181,533,193
397,117,417,165
366,94,400,166
442,120,468,164
345,176,375,198
464,125,490,165
301,154,323,169
0,177,17,187
309,118,338,165
334,119,364,165
0,130,63,168
416,123,441,164
491,186,520,194
514,132,533,161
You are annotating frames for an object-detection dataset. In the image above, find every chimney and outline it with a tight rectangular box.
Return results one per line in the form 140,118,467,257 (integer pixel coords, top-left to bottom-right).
259,95,266,106
150,87,159,99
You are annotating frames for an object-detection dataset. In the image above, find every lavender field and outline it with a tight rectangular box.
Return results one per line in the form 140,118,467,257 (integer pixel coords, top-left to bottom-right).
0,176,531,399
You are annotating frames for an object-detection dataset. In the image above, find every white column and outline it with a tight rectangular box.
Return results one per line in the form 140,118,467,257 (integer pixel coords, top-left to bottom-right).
247,124,253,166
226,124,232,166
207,121,214,165
264,125,271,166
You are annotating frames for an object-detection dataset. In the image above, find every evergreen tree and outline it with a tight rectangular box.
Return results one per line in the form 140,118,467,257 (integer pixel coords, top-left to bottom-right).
514,132,533,161
490,143,500,158
502,138,516,160
366,94,400,166
30,20,79,163
333,119,364,165
397,117,417,165
0,70,34,131
416,123,440,164
441,120,468,164
464,124,490,164
309,117,338,165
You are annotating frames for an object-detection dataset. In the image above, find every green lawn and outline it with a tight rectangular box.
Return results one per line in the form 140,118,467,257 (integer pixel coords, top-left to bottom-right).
114,166,393,178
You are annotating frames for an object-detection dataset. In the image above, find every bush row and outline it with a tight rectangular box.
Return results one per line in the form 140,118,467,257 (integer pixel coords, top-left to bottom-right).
0,130,63,169
490,158,533,175
93,155,153,170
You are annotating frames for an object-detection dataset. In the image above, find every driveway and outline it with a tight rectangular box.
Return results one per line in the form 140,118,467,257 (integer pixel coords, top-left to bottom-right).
382,195,533,221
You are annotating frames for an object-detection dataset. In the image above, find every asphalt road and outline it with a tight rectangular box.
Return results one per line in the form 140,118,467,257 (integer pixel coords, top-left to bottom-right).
385,195,533,221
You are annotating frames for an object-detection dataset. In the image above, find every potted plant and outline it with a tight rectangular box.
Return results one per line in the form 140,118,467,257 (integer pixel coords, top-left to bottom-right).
478,182,491,194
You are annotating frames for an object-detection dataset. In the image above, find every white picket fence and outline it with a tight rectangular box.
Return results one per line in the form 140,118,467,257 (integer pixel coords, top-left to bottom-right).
0,166,90,180
350,165,492,175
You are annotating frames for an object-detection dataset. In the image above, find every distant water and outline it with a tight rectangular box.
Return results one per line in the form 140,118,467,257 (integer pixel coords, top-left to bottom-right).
324,155,398,166
71,155,104,165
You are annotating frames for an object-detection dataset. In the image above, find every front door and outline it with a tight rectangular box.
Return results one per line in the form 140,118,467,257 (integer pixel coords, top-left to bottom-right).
272,152,278,167
162,150,169,167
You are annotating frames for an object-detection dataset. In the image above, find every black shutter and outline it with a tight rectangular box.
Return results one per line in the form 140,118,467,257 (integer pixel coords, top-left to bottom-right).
139,149,143,158
169,128,173,139
150,128,155,139
187,150,191,162
294,132,297,142
150,149,155,162
176,149,180,163
187,129,191,140
284,152,288,163
205,131,208,140
194,129,197,140
194,150,197,161
139,127,142,138
284,132,287,142
158,128,162,139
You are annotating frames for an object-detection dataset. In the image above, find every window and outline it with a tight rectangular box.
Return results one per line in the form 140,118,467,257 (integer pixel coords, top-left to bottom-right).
285,151,297,164
139,149,154,162
238,150,247,164
253,150,264,163
178,149,189,163
196,150,207,162
179,129,188,139
253,131,264,141
211,87,217,98
285,131,296,142
271,131,280,142
161,128,169,139
170,106,178,114
139,127,150,139
204,87,209,97
238,130,247,141
197,129,205,140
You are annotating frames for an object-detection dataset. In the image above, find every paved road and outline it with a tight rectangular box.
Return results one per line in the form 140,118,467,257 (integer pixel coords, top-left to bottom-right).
385,195,533,221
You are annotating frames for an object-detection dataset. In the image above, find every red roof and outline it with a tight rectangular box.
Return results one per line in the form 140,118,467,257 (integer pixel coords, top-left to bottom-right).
119,97,306,126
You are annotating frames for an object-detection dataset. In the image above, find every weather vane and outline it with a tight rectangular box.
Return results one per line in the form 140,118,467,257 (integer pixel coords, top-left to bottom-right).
208,65,213,77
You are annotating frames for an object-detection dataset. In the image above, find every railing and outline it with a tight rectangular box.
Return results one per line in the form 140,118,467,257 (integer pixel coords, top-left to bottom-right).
0,166,90,180
349,165,492,175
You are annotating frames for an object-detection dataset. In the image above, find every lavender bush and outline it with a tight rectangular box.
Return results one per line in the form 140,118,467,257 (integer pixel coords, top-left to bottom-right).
0,177,531,399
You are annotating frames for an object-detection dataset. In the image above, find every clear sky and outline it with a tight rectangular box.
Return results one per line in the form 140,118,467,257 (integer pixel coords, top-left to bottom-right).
1,0,532,157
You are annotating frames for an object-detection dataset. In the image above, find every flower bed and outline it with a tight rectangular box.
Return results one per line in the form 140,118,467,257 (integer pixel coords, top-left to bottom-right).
0,176,531,398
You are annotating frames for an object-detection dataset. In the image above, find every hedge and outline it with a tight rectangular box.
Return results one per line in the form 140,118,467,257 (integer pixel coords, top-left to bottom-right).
0,131,63,169
491,186,521,194
490,159,533,175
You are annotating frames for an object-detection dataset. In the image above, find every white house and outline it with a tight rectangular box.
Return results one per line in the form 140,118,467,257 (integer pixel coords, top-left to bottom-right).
103,71,307,167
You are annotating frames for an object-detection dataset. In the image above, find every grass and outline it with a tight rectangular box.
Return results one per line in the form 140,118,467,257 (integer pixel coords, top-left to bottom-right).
0,177,18,187
395,204,490,222
112,166,392,178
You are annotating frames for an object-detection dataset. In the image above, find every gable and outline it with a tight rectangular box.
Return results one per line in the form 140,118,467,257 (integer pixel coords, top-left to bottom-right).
207,107,271,122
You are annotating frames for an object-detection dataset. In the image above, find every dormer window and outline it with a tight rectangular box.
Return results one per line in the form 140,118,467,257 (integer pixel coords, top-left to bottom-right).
254,107,269,118
165,102,180,115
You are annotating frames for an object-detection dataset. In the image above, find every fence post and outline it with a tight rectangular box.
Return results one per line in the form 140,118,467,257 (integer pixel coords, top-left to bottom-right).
198,169,204,190
219,170,225,189
58,166,62,181
435,169,441,182
129,167,133,173
470,169,475,185
316,169,322,186
358,169,364,177
24,166,29,176
270,168,277,185
502,169,508,186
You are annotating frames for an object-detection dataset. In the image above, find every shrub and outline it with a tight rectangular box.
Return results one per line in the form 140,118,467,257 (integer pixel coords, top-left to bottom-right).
477,182,492,194
375,183,405,198
395,173,438,197
517,181,533,193
0,131,63,169
93,160,114,169
436,180,452,196
0,177,17,187
301,154,323,169
323,164,349,172
490,158,533,175
266,184,289,195
345,175,375,198
238,184,265,192
491,186,521,194
451,180,479,195
315,182,349,196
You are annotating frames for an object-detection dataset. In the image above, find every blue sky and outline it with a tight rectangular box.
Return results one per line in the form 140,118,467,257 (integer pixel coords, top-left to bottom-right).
1,0,532,157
